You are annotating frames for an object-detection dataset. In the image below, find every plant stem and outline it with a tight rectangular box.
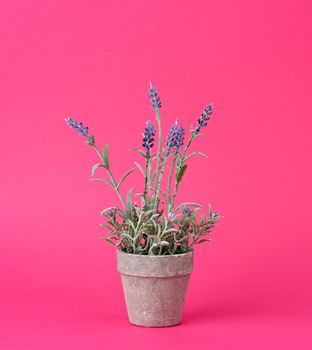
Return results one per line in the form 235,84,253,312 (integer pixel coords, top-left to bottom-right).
167,154,177,212
171,180,179,210
153,109,162,207
106,168,126,209
143,157,150,206
182,134,194,159
154,156,167,208
93,144,126,209
147,158,152,197
171,134,195,210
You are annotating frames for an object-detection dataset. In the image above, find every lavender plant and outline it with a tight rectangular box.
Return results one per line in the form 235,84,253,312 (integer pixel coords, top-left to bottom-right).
65,83,220,255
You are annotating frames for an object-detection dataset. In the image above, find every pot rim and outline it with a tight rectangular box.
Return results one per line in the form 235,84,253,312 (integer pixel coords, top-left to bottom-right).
117,248,194,277
117,248,194,258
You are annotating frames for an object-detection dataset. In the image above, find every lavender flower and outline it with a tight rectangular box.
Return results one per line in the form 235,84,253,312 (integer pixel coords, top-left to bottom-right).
168,212,175,220
174,125,185,154
65,117,94,145
142,120,155,158
183,207,192,216
210,211,219,221
165,122,178,157
165,122,185,156
149,85,161,109
106,210,114,218
194,104,213,135
208,204,220,222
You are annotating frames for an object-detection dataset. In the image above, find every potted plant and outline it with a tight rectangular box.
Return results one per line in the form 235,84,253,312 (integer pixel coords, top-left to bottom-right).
65,83,220,327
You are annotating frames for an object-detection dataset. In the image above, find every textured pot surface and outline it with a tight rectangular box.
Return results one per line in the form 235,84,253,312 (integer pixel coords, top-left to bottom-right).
117,250,194,327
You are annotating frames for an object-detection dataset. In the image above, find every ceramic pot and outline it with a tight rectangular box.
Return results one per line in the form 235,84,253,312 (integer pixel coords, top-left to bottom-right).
117,249,194,327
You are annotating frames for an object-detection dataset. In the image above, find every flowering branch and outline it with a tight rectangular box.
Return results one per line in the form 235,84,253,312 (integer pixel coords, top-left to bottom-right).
171,104,213,209
93,143,127,209
64,86,220,255
142,120,155,206
148,82,162,208
65,118,127,209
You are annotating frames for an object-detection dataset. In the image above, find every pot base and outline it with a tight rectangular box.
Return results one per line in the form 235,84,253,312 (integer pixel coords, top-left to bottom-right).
120,274,190,327
117,250,194,328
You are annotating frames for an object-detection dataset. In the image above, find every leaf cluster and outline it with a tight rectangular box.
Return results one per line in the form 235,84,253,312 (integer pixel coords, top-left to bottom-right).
99,202,220,255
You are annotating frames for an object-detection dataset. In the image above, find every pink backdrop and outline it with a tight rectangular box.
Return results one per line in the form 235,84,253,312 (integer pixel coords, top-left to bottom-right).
1,0,311,349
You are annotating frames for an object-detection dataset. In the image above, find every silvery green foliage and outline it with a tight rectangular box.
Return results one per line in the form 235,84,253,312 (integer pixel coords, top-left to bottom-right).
65,83,220,255
100,203,220,255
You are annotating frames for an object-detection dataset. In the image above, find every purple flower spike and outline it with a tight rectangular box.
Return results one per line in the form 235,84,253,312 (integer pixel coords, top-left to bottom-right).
194,104,213,135
165,122,185,157
65,117,94,145
174,125,185,154
165,121,178,157
149,84,161,109
142,120,155,158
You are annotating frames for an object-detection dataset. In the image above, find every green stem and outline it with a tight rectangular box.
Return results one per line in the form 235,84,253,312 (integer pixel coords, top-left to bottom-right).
171,134,195,210
107,168,126,209
154,156,167,207
93,144,126,209
182,134,194,159
147,158,152,197
167,155,176,212
171,179,179,210
143,157,150,206
153,109,162,206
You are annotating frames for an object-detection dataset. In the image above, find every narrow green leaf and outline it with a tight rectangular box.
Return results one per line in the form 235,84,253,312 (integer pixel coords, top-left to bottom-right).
159,189,168,204
164,228,178,233
125,219,136,232
134,162,145,177
149,213,160,220
90,178,114,188
91,163,105,176
101,237,117,246
125,187,135,217
100,223,114,230
149,218,158,230
174,202,203,213
196,239,211,244
129,147,146,157
176,163,187,183
179,202,203,208
135,192,144,197
185,152,208,162
99,207,118,215
117,167,136,190
120,232,134,241
175,153,183,169
127,187,135,205
103,144,109,169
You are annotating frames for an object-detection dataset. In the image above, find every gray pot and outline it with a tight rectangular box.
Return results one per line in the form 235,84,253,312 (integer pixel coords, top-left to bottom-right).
117,249,194,327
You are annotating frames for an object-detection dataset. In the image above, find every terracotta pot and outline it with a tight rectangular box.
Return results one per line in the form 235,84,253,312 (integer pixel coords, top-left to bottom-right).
117,249,194,327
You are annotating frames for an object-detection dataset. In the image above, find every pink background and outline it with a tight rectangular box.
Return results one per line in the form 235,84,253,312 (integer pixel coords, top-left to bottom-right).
1,0,312,349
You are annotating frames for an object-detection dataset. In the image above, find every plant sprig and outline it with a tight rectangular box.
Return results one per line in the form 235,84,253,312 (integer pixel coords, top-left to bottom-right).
64,85,220,255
